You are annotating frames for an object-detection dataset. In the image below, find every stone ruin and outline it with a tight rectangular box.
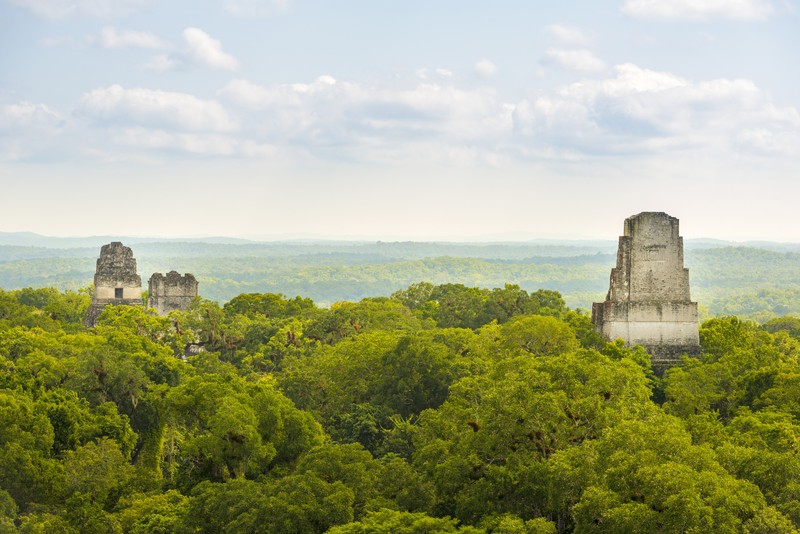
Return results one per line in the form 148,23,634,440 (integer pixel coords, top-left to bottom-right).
84,242,143,326
84,242,198,326
147,271,199,316
592,212,700,370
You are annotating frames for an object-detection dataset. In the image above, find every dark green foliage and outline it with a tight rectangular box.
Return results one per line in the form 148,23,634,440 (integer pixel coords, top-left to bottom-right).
1,283,800,532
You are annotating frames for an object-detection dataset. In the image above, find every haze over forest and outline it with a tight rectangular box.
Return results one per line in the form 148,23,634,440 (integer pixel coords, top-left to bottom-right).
1,230,799,322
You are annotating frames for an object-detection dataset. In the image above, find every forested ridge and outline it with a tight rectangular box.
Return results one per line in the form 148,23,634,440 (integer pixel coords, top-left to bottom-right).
2,283,800,532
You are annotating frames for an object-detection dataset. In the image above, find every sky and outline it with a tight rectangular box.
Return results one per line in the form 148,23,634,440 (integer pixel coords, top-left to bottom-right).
1,0,799,241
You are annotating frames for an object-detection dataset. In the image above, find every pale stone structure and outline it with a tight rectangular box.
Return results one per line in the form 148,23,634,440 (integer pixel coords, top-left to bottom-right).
147,271,198,316
84,243,200,326
592,212,700,369
84,242,142,326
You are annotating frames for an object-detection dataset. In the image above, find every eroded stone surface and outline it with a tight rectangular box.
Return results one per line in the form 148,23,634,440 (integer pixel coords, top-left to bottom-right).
147,271,198,315
592,212,700,370
84,242,142,326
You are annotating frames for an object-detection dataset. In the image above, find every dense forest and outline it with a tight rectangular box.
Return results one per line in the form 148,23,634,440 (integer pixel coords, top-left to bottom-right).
2,282,800,533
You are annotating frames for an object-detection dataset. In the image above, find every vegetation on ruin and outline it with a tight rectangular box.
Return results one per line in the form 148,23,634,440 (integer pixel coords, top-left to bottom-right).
2,283,800,532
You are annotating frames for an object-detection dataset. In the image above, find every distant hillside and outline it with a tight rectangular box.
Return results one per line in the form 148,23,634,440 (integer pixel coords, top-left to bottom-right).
0,236,799,320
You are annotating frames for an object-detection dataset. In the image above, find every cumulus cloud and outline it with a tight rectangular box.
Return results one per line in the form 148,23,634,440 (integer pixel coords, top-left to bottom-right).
474,59,498,78
182,28,239,70
623,0,775,20
218,75,513,164
79,85,238,132
97,27,236,72
223,0,291,17
513,63,800,156
66,63,799,164
101,26,168,49
546,24,590,45
542,48,607,72
75,85,251,157
8,0,151,19
213,65,800,162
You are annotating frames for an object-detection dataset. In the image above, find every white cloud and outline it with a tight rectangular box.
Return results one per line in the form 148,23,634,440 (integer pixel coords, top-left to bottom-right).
543,48,607,72
0,101,64,133
144,54,180,72
101,26,168,49
218,75,513,165
61,64,800,164
182,28,239,71
623,0,775,20
513,62,800,156
8,0,151,19
474,59,498,78
546,24,590,45
223,0,291,17
79,85,238,132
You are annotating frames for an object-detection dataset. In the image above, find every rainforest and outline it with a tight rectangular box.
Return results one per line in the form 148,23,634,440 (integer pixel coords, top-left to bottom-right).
2,281,800,533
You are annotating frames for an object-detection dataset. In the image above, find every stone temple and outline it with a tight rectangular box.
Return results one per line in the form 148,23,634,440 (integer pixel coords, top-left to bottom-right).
84,242,143,326
592,212,700,370
147,271,199,316
84,242,199,325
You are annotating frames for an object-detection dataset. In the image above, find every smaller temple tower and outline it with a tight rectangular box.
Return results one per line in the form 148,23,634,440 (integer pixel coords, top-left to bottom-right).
147,271,198,315
84,242,142,326
592,212,700,370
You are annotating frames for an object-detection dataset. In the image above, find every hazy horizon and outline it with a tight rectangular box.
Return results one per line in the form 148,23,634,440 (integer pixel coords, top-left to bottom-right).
2,228,799,246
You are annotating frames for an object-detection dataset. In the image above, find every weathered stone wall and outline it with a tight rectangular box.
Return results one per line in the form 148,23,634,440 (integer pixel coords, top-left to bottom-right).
147,271,198,315
592,212,700,370
84,242,143,326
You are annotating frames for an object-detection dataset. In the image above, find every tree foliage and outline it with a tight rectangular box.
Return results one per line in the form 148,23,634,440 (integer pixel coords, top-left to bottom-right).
0,284,799,532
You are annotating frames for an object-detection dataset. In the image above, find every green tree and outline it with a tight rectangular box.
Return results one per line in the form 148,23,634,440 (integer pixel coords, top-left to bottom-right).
326,508,483,534
184,475,354,534
500,315,580,357
413,350,653,523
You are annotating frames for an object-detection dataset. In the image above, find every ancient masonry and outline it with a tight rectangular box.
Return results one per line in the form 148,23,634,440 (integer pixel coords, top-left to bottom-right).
147,271,199,316
84,242,198,326
592,212,700,369
84,242,143,326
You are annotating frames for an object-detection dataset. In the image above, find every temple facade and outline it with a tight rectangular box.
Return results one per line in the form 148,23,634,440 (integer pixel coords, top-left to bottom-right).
84,242,143,326
592,212,700,369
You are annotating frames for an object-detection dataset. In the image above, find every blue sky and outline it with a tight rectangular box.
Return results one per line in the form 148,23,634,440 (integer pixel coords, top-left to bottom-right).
1,0,799,241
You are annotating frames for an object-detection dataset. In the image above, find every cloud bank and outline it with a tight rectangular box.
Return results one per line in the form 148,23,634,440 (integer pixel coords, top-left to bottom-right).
6,61,797,163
